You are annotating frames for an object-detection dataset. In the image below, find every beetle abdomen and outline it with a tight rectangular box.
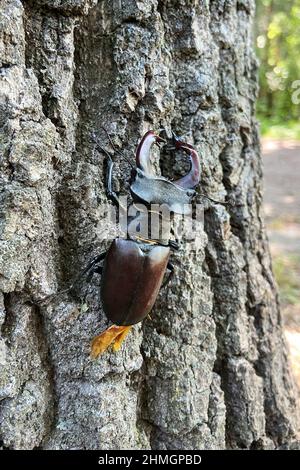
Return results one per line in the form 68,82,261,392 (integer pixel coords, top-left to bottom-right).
101,238,170,326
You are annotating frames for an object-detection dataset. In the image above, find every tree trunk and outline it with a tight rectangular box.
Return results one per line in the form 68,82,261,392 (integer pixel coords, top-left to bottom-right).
0,0,299,450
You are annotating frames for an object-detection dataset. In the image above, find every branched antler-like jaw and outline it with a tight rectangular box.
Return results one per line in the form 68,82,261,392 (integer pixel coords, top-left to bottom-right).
172,135,201,189
136,130,165,176
131,130,199,214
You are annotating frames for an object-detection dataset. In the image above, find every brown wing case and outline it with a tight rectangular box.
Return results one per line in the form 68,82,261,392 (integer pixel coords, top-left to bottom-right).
101,239,170,326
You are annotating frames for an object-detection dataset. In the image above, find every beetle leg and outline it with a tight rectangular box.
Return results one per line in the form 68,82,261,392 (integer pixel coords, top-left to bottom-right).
64,251,106,292
92,265,103,274
91,133,126,210
168,240,179,250
82,251,106,276
162,261,174,288
105,156,120,208
36,252,107,304
105,156,128,215
86,265,103,282
91,325,132,358
106,157,127,210
168,226,179,251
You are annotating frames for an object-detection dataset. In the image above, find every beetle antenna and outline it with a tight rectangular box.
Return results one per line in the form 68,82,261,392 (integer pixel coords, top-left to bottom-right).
91,132,113,159
198,193,228,205
93,142,113,161
100,127,134,169
35,286,74,306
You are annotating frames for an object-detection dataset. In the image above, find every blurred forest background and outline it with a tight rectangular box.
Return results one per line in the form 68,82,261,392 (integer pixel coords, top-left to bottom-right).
256,0,300,138
256,0,300,388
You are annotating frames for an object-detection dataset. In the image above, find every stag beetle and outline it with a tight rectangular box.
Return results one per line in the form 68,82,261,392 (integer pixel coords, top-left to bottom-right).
87,130,201,358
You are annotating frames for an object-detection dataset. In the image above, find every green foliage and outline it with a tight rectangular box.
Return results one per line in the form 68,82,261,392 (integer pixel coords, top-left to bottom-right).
258,116,300,138
273,254,300,306
256,0,300,131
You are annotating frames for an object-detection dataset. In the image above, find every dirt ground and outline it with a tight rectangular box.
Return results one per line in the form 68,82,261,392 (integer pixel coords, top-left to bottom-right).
262,139,300,389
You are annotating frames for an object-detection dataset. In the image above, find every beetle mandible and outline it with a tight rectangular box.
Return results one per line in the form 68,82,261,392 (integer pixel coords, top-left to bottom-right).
88,130,201,358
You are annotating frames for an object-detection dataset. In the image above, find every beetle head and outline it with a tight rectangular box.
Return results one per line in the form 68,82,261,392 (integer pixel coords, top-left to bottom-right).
131,130,199,214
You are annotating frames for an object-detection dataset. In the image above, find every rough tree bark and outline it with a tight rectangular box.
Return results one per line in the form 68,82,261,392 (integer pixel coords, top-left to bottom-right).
0,0,299,450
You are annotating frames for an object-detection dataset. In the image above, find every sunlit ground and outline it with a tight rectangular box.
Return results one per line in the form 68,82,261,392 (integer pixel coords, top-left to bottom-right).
262,138,300,390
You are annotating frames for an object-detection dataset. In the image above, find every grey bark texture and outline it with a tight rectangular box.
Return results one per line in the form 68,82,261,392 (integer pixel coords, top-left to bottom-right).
0,0,299,450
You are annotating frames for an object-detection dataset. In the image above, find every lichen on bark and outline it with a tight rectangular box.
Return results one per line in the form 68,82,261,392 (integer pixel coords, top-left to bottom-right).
0,0,299,450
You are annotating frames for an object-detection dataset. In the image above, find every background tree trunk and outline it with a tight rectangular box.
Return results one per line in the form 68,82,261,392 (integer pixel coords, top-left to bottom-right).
0,0,299,450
